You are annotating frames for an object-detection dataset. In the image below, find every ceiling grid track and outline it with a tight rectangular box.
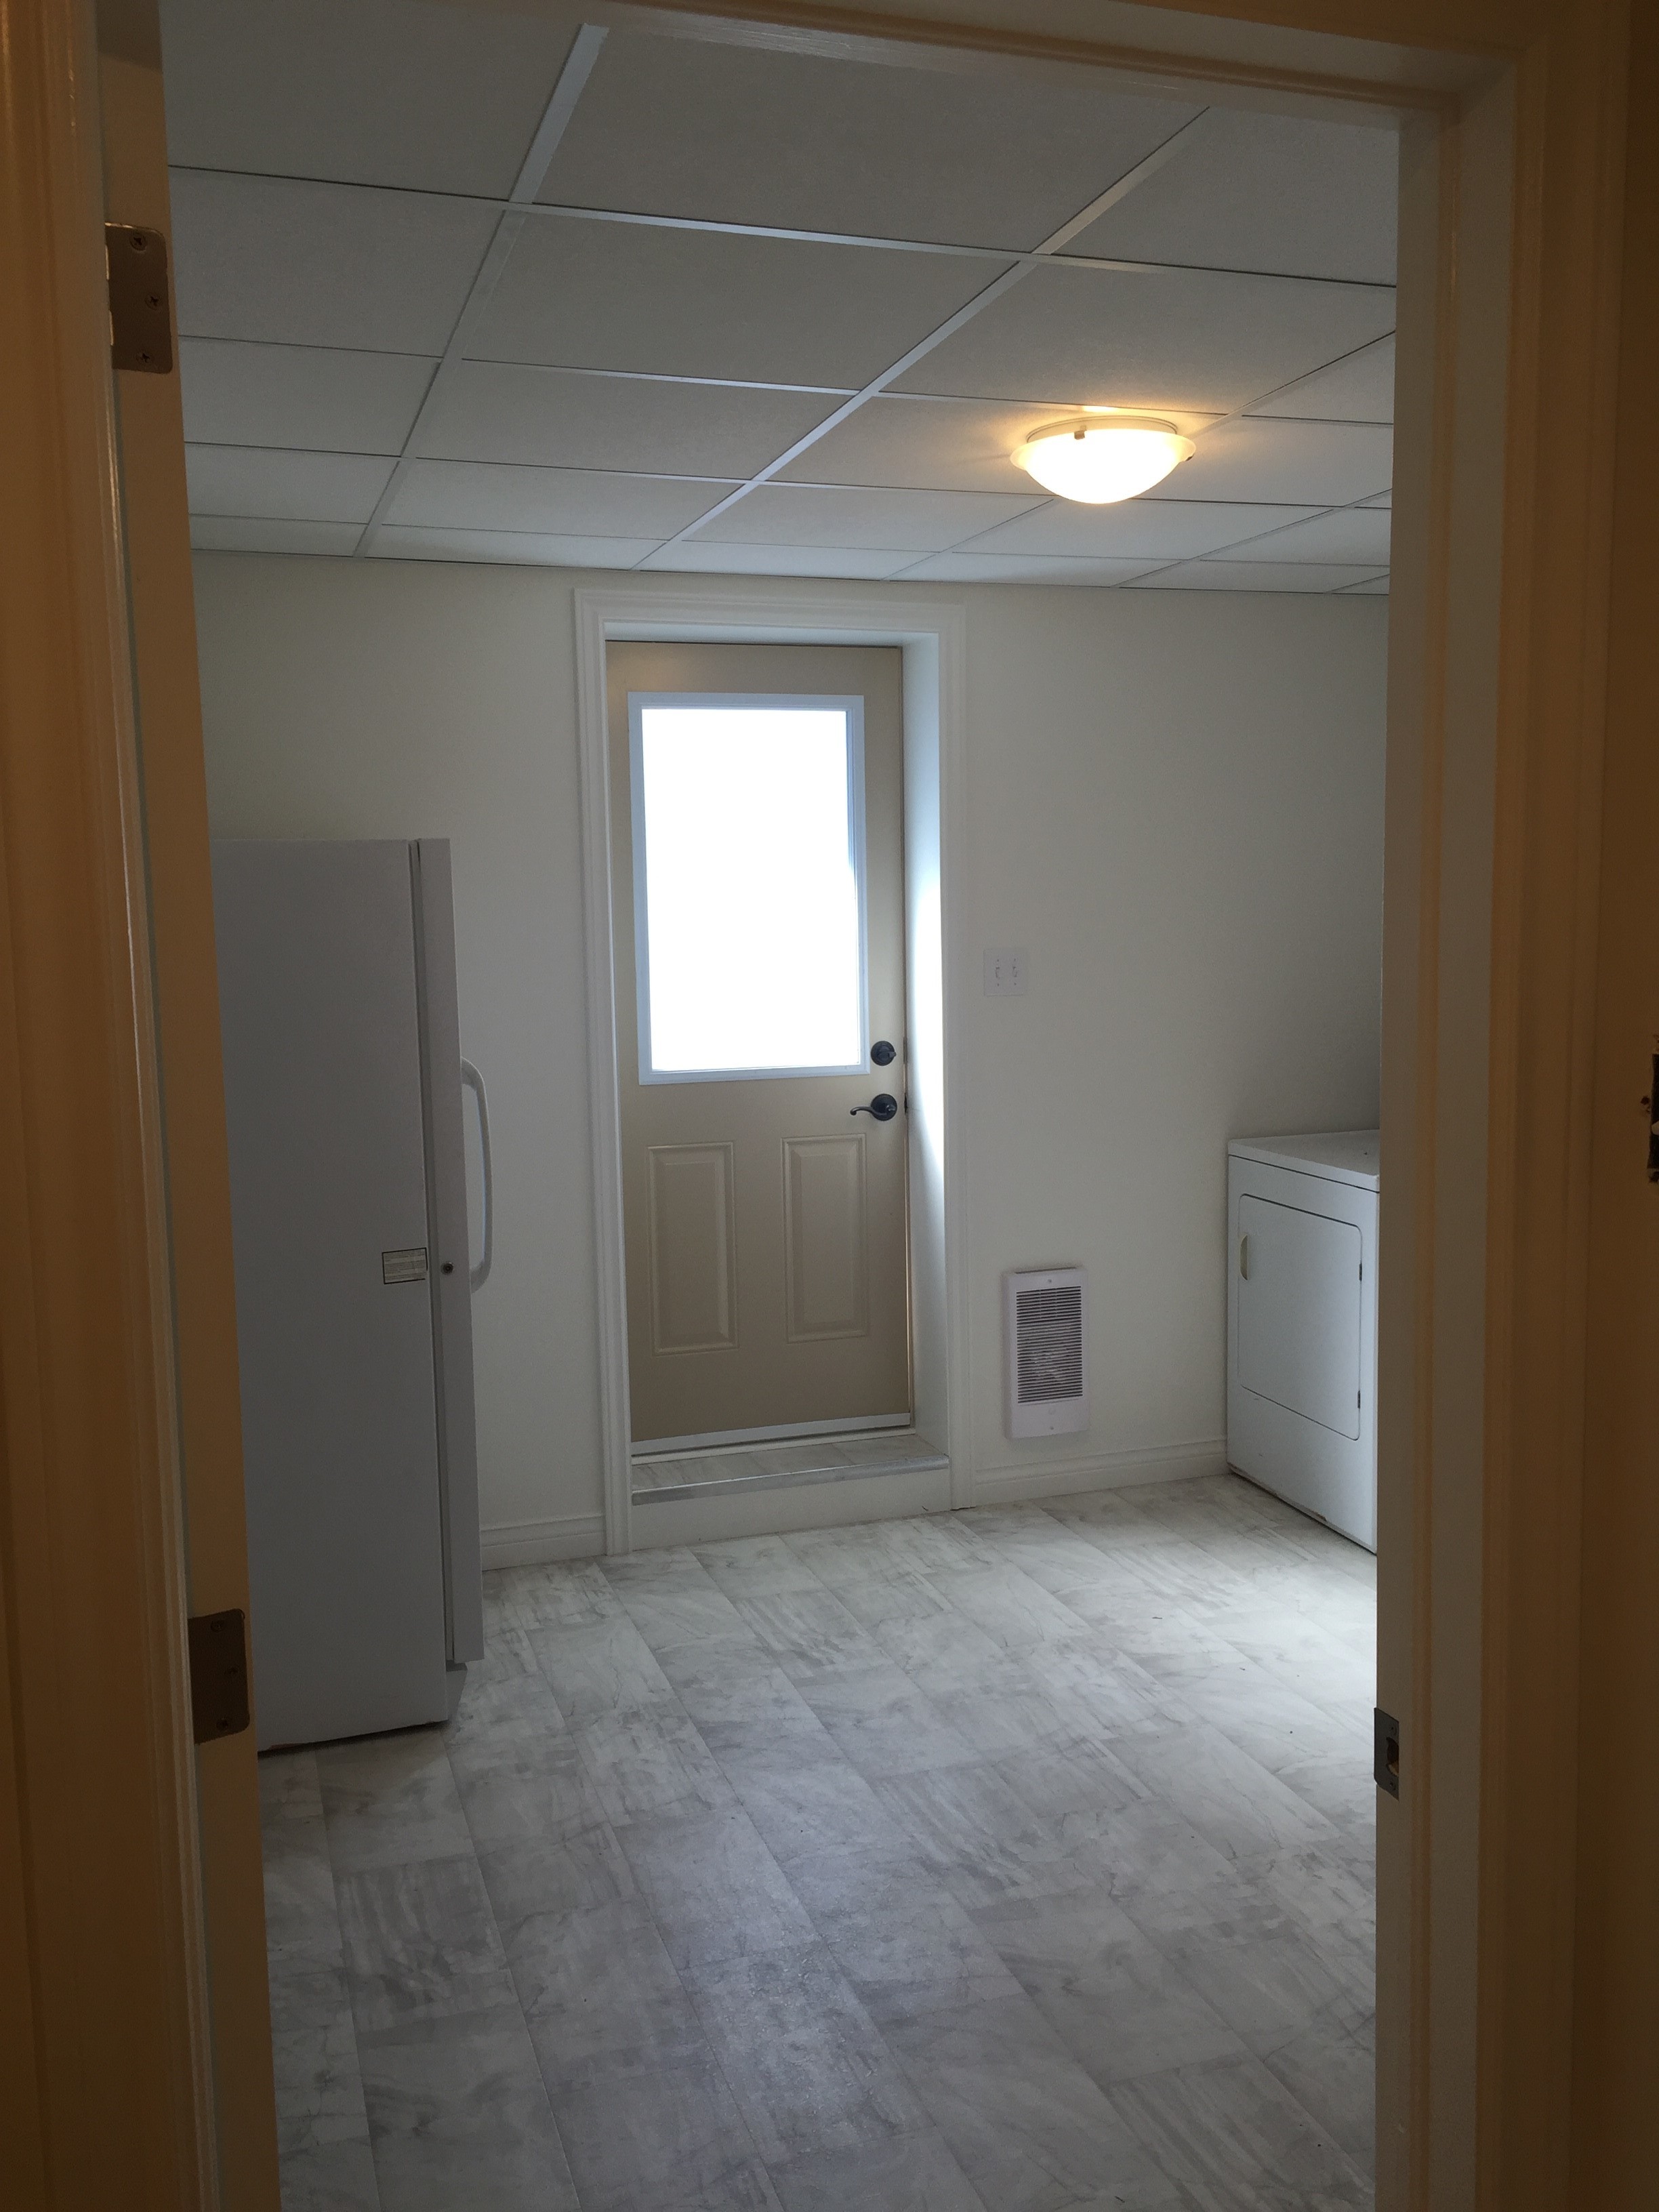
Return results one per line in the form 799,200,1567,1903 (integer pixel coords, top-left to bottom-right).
632,110,1214,569
352,22,609,556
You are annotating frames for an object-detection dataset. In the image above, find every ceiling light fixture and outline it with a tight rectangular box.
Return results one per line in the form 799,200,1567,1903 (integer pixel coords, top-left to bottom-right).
1012,415,1194,504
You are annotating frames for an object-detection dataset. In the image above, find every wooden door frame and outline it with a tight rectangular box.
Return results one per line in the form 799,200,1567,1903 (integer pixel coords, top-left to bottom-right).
4,1,1646,2209
573,590,971,1555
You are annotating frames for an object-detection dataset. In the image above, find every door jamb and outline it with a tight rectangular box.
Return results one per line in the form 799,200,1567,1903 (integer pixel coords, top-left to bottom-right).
573,590,971,1553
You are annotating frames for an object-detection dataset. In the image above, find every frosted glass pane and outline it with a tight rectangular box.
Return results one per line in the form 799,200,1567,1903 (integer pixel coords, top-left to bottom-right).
636,703,863,1076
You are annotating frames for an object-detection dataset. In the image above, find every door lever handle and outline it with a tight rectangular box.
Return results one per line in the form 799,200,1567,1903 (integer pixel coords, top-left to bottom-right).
851,1093,899,1122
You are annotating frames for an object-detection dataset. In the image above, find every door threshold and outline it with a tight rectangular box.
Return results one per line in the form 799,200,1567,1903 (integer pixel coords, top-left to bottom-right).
632,1428,948,1507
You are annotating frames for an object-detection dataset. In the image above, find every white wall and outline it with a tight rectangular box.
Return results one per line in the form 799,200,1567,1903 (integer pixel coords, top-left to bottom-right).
192,553,1386,1549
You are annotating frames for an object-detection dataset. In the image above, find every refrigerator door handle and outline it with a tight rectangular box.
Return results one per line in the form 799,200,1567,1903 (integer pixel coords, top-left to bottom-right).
460,1058,493,1291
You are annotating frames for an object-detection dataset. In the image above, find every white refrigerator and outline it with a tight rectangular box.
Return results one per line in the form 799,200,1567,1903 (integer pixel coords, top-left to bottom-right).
213,839,489,1748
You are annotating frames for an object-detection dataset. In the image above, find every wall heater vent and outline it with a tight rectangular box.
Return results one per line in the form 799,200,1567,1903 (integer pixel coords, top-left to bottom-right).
1004,1266,1089,1439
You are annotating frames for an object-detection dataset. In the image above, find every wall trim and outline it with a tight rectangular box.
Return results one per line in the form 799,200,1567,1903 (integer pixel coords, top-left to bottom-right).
972,1438,1229,1506
572,586,970,1553
480,1511,607,1570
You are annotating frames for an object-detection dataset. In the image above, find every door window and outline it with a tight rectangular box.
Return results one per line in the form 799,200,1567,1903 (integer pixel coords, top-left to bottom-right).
629,693,868,1082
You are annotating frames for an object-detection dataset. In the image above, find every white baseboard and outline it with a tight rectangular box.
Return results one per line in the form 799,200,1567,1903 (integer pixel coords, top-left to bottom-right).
480,1511,606,1570
971,1438,1229,1507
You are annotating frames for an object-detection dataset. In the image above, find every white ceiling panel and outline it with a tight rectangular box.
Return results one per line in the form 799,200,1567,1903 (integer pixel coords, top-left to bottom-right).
180,339,435,454
1225,506,1392,564
159,0,584,197
1252,335,1395,423
170,171,497,354
1340,575,1392,594
1359,489,1393,508
185,444,394,523
893,263,1396,413
1164,419,1393,506
641,542,922,580
690,484,1043,551
472,218,1006,389
419,363,842,478
370,527,659,569
538,30,1197,251
897,550,1161,585
775,393,1220,495
1061,107,1397,283
189,515,361,556
1134,559,1389,592
388,462,733,537
960,497,1322,560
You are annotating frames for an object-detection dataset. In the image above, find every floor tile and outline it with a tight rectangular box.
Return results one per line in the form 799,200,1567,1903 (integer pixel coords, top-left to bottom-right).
1111,2049,1372,2209
319,1732,472,1877
683,1939,929,2164
513,1895,708,2089
359,2005,578,2211
785,1846,1025,2021
883,1992,1188,2212
337,1853,518,2034
765,2126,987,2212
618,1803,819,1970
970,1887,1245,2086
549,2051,781,2212
798,1661,981,1781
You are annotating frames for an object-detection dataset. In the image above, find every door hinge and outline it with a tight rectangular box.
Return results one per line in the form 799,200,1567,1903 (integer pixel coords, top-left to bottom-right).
1643,1042,1659,1181
188,1608,251,1743
105,223,173,373
1374,1706,1400,1798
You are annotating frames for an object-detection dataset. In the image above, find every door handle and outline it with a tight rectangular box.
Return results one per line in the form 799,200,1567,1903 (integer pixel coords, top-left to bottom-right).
461,1057,493,1290
851,1093,899,1122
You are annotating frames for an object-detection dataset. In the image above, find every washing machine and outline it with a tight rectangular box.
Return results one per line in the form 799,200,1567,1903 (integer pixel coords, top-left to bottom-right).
1226,1130,1378,1551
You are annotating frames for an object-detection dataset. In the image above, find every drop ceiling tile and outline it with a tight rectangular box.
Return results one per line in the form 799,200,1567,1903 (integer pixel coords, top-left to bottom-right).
640,542,923,581
775,393,1220,495
1164,419,1393,506
171,171,497,354
538,28,1199,251
1252,335,1395,423
1340,575,1391,594
1359,489,1393,508
180,339,435,454
690,484,1043,552
419,363,842,478
897,551,1160,586
185,444,394,523
1061,106,1397,283
962,497,1322,560
370,527,659,569
159,0,586,197
388,461,733,537
1224,506,1392,564
472,218,1006,389
893,262,1396,413
1133,560,1389,592
189,515,362,556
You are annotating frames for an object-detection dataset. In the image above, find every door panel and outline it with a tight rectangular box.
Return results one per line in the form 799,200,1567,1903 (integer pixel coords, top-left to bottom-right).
611,642,909,1447
1237,1193,1363,1439
784,1134,870,1341
647,1143,738,1353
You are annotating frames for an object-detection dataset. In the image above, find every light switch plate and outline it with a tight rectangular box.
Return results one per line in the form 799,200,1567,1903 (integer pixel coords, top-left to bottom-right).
984,948,1028,996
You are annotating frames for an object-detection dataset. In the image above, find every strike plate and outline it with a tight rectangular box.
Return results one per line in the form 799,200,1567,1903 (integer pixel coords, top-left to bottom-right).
106,223,173,373
1374,1706,1401,1799
188,1609,250,1744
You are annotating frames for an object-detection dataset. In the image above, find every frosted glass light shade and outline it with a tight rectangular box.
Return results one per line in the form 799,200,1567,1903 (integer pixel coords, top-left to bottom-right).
1012,417,1194,504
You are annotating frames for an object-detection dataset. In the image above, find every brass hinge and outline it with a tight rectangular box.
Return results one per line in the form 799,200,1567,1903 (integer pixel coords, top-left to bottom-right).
105,223,173,373
188,1609,250,1743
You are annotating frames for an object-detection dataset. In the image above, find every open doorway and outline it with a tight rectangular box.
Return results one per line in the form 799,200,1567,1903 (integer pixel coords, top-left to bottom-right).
163,1,1406,2205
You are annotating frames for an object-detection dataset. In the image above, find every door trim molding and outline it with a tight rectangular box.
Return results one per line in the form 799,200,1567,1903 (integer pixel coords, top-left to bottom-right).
573,588,970,1553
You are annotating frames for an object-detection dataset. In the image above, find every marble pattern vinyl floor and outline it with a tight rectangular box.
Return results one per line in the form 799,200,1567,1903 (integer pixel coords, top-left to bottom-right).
262,1473,1376,2212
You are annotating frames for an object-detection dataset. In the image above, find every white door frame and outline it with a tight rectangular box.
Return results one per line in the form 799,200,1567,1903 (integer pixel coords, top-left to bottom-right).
573,588,970,1554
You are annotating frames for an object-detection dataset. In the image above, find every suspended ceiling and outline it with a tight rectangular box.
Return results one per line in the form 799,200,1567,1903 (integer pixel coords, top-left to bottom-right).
162,1,1395,594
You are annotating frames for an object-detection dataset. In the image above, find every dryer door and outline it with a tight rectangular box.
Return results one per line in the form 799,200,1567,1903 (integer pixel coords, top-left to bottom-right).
1237,1193,1363,1439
